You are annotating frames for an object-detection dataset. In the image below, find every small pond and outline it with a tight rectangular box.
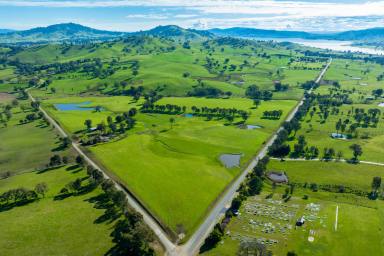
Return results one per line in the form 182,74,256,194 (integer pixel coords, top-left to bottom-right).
184,113,194,118
331,133,348,139
219,153,242,168
378,103,384,107
238,124,262,130
55,102,97,111
267,172,288,183
246,125,262,130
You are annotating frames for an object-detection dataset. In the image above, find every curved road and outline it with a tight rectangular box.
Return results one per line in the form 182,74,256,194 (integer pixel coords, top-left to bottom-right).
26,58,331,256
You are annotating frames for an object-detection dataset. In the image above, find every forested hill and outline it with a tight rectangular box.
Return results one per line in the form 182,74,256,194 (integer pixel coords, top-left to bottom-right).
0,23,213,44
133,25,214,40
3,22,384,44
208,27,384,41
0,23,125,44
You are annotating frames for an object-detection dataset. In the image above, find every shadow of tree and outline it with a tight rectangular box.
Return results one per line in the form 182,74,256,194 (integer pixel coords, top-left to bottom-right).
0,198,38,213
86,193,122,224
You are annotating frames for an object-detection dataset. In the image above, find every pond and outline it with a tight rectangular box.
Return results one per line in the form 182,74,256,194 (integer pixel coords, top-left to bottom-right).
331,133,348,140
267,171,289,183
246,125,262,130
378,103,384,107
238,124,262,130
184,113,194,118
219,153,242,168
55,102,97,111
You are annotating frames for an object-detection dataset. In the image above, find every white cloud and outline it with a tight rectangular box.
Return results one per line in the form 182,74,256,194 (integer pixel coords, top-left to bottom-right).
126,14,168,20
2,1,384,32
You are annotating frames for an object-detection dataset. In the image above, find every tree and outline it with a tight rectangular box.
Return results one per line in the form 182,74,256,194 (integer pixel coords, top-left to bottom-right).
371,177,381,192
238,240,271,256
62,156,69,164
35,182,48,197
231,196,243,211
49,155,61,166
248,176,263,196
269,144,291,159
169,117,175,129
253,99,261,109
336,119,342,135
349,144,363,161
202,224,223,250
76,155,85,166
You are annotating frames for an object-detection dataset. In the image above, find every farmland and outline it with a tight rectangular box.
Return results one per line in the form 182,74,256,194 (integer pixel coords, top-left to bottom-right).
204,160,384,256
288,58,384,163
1,22,383,256
43,96,297,235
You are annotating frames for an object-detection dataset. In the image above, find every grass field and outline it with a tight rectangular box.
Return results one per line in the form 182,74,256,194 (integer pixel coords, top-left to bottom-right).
290,102,384,163
203,189,384,256
26,40,324,100
287,57,384,163
269,160,384,191
42,96,297,236
204,159,384,255
0,165,118,256
0,99,64,175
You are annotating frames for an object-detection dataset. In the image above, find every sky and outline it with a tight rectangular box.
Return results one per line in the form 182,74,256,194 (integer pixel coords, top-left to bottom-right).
1,0,384,32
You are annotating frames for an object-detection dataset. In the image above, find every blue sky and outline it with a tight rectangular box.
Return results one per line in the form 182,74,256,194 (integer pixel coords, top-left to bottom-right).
1,0,384,32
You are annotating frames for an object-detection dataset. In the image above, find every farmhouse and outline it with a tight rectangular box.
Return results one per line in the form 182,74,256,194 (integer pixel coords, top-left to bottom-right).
267,171,288,183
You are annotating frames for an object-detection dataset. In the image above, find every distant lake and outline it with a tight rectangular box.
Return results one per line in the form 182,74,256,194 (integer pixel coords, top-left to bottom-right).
253,37,384,55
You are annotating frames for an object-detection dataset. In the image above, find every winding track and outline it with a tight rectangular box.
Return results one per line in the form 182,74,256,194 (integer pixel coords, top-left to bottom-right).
27,58,332,256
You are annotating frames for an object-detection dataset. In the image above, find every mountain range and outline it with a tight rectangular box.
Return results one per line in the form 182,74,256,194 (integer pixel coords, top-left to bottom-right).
208,27,384,41
1,23,384,44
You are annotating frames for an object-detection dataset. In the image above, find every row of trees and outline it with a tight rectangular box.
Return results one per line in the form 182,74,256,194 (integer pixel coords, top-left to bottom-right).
262,110,283,120
0,183,48,209
141,103,250,123
201,156,269,253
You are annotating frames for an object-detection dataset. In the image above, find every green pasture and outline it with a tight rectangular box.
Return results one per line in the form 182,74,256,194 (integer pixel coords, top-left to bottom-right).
0,101,63,175
25,41,324,99
43,96,297,236
0,166,117,256
291,102,384,163
204,188,384,256
269,160,384,191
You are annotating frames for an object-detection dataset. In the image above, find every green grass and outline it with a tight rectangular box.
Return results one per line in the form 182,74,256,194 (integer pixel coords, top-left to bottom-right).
290,57,384,163
26,40,325,99
43,96,297,236
268,160,384,190
0,166,117,256
0,102,63,175
204,188,384,256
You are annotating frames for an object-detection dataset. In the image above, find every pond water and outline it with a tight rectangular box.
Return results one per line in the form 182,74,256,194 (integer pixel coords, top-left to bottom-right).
252,37,384,55
219,153,242,168
378,103,384,107
55,102,96,111
184,113,194,118
267,172,288,183
331,133,348,139
247,125,262,130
